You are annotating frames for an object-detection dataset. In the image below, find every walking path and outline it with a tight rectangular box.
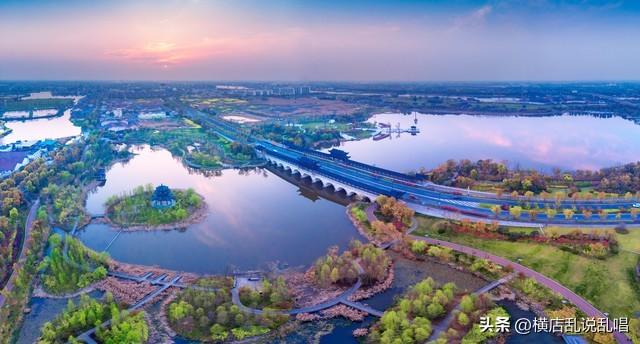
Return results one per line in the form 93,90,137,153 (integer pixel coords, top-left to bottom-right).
428,273,516,341
102,230,122,251
363,202,630,343
365,202,417,249
410,235,632,344
0,200,40,308
74,275,182,344
230,261,385,317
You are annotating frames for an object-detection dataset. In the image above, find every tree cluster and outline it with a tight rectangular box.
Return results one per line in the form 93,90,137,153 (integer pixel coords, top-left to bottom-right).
367,278,457,343
167,277,287,342
39,292,148,344
312,240,390,288
39,233,109,294
238,277,292,310
376,195,415,228
105,185,202,227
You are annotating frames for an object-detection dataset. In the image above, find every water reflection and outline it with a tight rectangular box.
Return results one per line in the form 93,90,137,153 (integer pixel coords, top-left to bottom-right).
79,146,363,274
0,110,81,145
334,113,640,172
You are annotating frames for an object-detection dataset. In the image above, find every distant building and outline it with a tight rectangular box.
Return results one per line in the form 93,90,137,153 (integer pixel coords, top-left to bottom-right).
138,112,167,120
151,184,176,209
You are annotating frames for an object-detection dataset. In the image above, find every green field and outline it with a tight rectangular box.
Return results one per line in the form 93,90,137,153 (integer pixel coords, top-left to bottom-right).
413,216,640,318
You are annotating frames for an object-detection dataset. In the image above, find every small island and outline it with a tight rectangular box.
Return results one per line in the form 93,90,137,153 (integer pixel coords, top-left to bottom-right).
105,184,207,230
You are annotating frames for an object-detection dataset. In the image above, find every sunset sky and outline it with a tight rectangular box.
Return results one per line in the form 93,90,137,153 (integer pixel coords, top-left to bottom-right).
1,0,640,81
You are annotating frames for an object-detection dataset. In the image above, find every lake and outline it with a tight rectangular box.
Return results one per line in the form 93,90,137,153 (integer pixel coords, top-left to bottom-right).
333,113,640,173
0,110,81,145
78,145,363,274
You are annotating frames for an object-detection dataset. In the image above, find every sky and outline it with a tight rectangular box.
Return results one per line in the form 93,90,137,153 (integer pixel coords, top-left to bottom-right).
1,0,640,81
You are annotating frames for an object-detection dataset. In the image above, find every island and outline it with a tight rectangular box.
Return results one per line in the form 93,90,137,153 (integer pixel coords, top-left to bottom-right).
105,184,207,230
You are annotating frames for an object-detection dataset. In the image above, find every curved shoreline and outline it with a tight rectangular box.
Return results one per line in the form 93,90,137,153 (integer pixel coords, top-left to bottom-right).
103,192,208,232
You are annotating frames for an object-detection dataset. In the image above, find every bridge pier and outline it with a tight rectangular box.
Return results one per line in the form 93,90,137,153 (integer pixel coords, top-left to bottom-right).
264,155,377,202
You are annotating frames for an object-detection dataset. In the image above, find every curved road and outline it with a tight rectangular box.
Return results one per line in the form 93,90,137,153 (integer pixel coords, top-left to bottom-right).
410,235,632,344
0,200,40,308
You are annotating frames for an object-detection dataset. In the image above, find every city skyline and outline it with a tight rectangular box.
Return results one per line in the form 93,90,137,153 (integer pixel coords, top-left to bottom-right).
2,0,640,81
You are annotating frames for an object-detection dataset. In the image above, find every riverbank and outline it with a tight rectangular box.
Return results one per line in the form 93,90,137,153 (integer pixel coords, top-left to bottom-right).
346,202,382,246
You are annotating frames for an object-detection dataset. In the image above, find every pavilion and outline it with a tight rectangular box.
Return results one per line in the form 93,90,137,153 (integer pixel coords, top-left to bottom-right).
151,184,176,209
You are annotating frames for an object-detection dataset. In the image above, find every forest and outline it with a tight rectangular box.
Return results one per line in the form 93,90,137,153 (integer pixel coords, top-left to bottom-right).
367,277,458,343
238,276,293,310
39,293,148,344
312,240,390,287
167,277,288,342
39,233,109,294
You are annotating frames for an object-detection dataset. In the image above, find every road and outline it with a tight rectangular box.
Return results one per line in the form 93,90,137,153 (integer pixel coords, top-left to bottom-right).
410,235,632,344
258,141,640,227
0,200,40,308
182,112,640,226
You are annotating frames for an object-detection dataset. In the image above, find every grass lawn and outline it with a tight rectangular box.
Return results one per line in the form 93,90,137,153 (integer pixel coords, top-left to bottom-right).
413,215,640,318
546,226,640,253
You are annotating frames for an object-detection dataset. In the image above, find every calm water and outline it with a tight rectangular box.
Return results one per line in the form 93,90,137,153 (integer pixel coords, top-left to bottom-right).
0,110,81,145
78,146,362,274
17,290,104,344
334,113,640,172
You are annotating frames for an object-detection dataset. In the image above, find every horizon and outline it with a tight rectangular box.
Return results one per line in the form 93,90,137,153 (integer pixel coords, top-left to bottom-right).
3,79,640,84
2,0,640,81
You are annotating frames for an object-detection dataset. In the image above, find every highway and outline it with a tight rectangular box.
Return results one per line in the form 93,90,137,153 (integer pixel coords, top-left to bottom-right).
257,141,640,226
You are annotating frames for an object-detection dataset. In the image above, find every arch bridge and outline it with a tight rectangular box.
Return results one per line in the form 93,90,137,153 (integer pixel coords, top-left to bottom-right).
263,151,378,202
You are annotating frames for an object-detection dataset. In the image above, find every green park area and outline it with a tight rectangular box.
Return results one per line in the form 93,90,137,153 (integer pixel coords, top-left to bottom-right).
105,185,204,228
0,98,73,112
412,216,640,318
116,127,256,168
167,277,288,342
38,293,148,344
39,233,109,295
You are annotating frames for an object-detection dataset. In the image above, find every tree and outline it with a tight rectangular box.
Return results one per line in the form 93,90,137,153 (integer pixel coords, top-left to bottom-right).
509,206,522,220
458,312,470,326
210,324,228,341
410,240,427,255
491,205,501,218
330,267,339,283
9,207,19,227
546,208,557,221
554,192,566,207
599,210,608,221
426,302,445,319
459,295,474,313
524,191,534,200
563,209,575,220
529,208,538,221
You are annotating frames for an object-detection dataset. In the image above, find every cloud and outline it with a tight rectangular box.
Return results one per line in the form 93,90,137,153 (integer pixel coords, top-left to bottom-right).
450,5,493,31
104,29,306,68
